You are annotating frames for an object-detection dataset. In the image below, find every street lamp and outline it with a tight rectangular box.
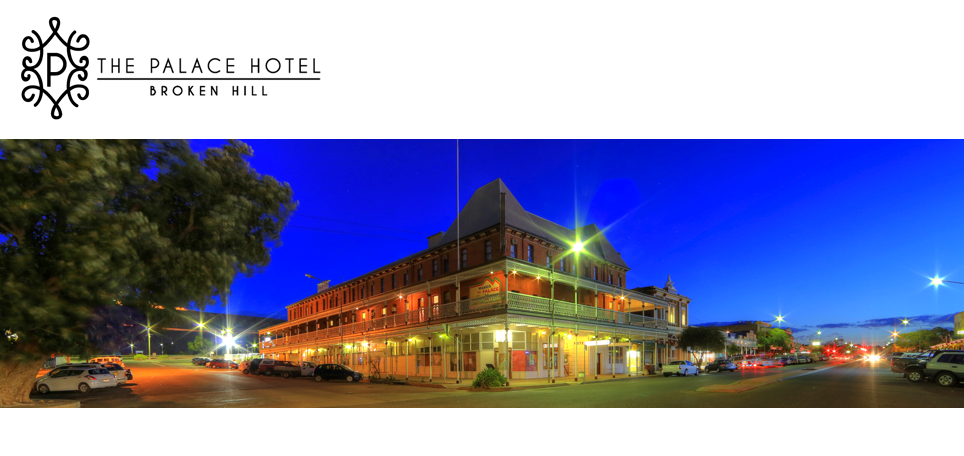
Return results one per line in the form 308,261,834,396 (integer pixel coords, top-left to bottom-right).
930,276,964,287
129,343,134,355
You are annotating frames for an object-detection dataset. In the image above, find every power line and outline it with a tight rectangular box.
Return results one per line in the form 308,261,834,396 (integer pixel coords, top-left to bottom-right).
287,224,423,242
292,213,423,234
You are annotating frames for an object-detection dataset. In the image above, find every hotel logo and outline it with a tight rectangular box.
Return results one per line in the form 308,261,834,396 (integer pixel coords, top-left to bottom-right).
21,17,90,120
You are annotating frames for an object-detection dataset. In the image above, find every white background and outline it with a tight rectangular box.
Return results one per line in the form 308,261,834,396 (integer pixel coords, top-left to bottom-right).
4,1,964,138
3,0,955,452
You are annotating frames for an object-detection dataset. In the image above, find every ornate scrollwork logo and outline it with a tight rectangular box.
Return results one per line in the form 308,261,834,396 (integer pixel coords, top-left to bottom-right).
22,17,89,120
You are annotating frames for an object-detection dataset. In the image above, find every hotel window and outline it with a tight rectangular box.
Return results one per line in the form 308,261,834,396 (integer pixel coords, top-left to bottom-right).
560,257,565,272
669,307,677,324
682,307,687,326
617,275,621,287
403,273,408,286
593,266,598,281
443,258,449,273
461,249,467,269
527,245,533,262
392,274,396,290
443,291,451,303
418,268,423,281
350,289,355,302
371,284,374,296
485,240,492,261
343,291,346,304
546,252,552,267
380,278,385,293
362,312,367,320
433,295,439,304
510,244,517,258
609,273,613,285
418,297,424,308
382,307,387,316
361,288,365,299
433,260,438,277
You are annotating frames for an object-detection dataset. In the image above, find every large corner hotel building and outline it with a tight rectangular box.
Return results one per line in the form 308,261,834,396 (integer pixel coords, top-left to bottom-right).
259,179,692,381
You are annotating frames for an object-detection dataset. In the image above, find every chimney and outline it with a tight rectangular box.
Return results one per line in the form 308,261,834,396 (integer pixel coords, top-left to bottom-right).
316,280,330,293
427,232,444,249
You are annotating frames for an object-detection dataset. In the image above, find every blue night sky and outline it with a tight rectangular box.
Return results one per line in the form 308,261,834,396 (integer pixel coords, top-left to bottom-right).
189,140,964,345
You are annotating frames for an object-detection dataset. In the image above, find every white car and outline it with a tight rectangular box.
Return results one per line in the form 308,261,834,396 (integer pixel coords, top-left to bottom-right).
35,367,118,394
300,362,317,377
662,360,700,377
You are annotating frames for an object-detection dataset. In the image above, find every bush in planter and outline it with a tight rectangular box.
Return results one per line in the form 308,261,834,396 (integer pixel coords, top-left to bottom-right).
472,368,507,388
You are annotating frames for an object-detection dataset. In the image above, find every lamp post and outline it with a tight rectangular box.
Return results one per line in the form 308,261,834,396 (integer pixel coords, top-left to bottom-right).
130,343,134,355
197,321,205,356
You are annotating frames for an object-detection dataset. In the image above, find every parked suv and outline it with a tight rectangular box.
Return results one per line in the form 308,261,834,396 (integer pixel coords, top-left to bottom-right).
923,350,964,387
258,359,301,377
312,364,364,382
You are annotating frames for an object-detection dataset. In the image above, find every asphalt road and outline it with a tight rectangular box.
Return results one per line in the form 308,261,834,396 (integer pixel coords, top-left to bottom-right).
30,358,964,407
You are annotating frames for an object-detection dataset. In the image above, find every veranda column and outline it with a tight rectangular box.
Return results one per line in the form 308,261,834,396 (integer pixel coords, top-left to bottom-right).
612,328,616,378
429,333,433,382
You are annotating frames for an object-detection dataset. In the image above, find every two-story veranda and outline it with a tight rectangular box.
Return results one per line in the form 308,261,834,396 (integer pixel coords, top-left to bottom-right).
258,179,692,382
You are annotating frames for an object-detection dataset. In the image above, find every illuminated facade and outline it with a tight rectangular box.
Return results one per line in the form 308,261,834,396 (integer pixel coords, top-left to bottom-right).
259,179,692,381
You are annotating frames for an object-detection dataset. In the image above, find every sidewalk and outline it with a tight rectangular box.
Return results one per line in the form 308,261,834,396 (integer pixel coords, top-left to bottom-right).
373,372,658,391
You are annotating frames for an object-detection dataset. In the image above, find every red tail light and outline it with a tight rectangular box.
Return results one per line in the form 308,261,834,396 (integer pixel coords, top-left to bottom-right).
85,375,96,380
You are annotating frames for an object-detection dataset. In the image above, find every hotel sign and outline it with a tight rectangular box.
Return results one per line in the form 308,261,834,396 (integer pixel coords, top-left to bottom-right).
468,277,502,309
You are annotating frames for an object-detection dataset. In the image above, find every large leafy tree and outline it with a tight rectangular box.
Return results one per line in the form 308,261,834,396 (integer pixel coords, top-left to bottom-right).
678,326,726,368
0,140,295,404
757,328,792,354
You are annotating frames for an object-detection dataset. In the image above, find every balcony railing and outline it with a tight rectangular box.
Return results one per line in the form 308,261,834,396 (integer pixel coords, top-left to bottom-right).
261,292,669,349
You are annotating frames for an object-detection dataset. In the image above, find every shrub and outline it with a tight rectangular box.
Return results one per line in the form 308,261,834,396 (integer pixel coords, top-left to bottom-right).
472,368,507,388
133,354,147,360
157,354,169,359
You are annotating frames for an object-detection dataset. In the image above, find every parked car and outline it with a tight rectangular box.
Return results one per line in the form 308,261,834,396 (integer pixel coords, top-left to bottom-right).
312,363,364,382
208,359,238,369
923,351,964,387
192,357,212,366
758,358,780,368
299,362,317,377
260,359,301,377
102,362,132,383
245,358,265,374
89,356,125,368
704,359,738,373
662,360,699,377
772,356,789,367
35,367,117,394
257,358,286,376
892,352,929,374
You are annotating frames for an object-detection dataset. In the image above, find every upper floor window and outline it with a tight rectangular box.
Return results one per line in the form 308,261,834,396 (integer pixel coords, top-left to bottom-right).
370,284,374,296
418,268,423,281
546,253,552,268
485,240,492,261
461,249,468,269
510,244,517,258
527,245,534,262
609,273,613,285
392,274,396,290
593,266,598,281
351,288,356,302
433,260,438,277
404,273,409,286
560,257,565,272
443,258,450,273
380,278,385,293
361,287,365,299
443,291,451,303
617,275,621,287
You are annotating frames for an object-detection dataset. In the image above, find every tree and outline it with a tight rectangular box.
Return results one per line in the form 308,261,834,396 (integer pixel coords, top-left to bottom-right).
726,343,743,357
757,328,791,354
0,140,296,405
187,334,214,355
678,326,726,368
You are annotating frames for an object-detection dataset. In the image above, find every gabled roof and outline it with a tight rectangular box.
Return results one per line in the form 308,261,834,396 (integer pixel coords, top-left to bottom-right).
439,178,629,269
310,179,631,299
